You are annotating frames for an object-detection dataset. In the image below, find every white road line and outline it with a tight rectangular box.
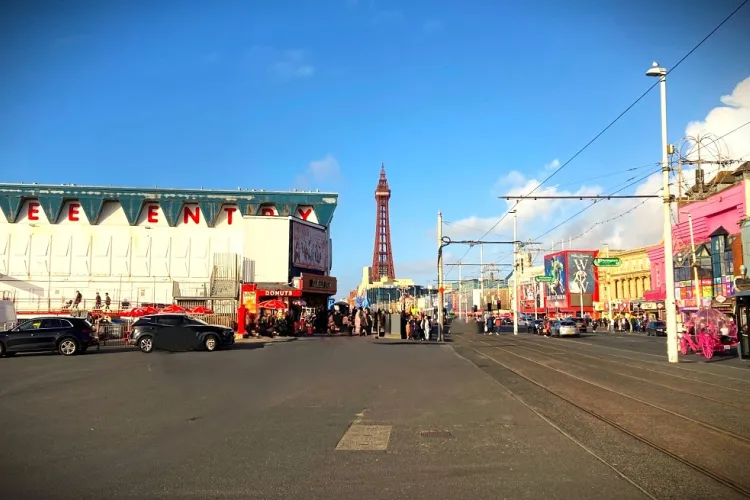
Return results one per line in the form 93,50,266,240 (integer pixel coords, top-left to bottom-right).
336,424,392,451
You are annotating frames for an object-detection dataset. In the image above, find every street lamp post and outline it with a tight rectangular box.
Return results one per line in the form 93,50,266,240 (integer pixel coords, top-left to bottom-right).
647,61,679,363
603,243,613,330
512,211,518,336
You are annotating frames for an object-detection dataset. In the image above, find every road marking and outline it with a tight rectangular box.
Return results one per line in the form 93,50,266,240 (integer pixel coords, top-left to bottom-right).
336,424,392,451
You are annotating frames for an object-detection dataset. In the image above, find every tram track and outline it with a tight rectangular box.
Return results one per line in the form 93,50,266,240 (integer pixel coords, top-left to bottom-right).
548,335,750,379
505,339,750,413
501,333,750,391
456,336,750,499
477,340,750,441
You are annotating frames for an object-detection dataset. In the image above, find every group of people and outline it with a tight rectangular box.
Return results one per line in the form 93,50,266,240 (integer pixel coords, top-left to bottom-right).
331,307,386,336
403,312,433,340
244,308,328,338
63,291,112,311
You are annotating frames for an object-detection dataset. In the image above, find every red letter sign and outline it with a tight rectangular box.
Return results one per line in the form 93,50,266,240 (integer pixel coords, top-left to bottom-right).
147,205,159,223
68,203,80,222
184,206,200,224
260,207,275,216
28,201,40,221
224,206,237,225
298,208,312,221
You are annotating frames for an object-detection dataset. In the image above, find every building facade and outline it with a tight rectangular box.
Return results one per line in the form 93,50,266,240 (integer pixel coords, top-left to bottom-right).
543,250,599,317
0,184,338,316
597,246,652,316
645,168,747,319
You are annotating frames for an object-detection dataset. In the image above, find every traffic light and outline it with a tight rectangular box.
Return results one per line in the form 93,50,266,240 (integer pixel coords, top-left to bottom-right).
497,300,502,310
486,302,492,311
472,305,478,313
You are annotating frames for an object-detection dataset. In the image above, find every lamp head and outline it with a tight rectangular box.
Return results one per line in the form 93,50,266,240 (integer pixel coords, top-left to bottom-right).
646,61,666,77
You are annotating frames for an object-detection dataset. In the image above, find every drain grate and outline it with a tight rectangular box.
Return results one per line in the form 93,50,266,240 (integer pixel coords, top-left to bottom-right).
420,430,453,438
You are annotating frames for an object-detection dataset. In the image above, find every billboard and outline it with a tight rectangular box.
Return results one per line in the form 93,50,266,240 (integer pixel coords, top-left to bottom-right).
567,252,596,294
291,221,330,272
544,253,567,303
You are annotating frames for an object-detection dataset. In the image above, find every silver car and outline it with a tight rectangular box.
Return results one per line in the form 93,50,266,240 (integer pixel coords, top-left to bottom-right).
552,320,578,337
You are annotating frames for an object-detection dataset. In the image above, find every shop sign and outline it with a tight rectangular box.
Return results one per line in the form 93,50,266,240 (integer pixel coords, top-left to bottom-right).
715,295,727,304
593,257,622,267
299,273,338,294
535,275,554,283
641,302,656,310
261,289,301,297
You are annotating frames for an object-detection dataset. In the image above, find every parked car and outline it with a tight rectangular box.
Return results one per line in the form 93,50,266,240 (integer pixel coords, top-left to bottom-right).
646,321,666,336
572,317,588,333
551,320,578,337
128,314,235,353
0,316,99,357
528,319,543,334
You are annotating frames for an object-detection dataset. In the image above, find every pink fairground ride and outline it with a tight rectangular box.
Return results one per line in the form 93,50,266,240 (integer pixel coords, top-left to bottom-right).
680,308,738,360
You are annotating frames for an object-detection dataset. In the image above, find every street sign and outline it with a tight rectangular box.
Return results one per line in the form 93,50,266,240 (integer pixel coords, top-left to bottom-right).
593,257,622,267
535,275,554,283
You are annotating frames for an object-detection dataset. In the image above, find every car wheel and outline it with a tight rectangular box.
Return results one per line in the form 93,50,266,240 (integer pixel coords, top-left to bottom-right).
0,342,5,357
204,335,218,352
138,336,154,353
58,338,78,356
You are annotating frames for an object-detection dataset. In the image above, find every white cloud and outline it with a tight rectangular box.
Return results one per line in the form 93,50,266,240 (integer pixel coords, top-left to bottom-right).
397,252,455,281
270,50,315,80
544,158,560,171
684,76,750,162
294,154,341,188
444,74,750,263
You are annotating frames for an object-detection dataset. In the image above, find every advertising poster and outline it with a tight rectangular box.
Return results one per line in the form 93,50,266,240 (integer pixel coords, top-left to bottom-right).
567,252,596,294
242,290,257,315
544,253,567,301
292,221,330,272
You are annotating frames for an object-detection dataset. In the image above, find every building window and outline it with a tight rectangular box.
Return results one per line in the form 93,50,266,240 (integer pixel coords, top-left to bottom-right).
711,234,727,279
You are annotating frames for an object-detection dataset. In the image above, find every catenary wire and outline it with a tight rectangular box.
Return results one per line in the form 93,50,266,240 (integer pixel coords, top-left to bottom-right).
444,0,748,277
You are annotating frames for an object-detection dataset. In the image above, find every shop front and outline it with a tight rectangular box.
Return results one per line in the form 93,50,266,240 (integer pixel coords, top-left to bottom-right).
295,273,337,309
237,283,302,335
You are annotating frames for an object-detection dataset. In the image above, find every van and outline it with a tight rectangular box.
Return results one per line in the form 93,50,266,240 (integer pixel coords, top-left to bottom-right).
0,300,17,331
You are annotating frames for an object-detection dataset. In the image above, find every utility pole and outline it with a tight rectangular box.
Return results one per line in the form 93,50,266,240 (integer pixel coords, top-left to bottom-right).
513,211,519,336
688,213,700,309
437,211,445,342
479,244,485,312
458,263,462,319
605,243,613,330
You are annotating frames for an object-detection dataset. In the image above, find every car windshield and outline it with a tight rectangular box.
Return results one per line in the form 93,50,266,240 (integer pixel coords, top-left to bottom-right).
561,321,576,326
652,322,666,327
187,317,208,325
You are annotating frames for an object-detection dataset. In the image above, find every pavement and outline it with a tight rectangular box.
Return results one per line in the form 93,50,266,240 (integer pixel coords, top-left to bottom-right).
0,328,747,499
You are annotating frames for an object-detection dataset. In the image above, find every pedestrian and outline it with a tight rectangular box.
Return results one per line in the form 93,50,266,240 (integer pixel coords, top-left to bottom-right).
103,293,111,312
94,292,102,310
73,291,82,310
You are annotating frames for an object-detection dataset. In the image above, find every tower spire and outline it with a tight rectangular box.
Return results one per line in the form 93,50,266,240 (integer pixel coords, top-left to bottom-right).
371,163,395,282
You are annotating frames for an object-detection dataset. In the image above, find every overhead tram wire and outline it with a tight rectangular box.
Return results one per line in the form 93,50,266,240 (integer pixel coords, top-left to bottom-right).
487,165,662,263
488,166,662,264
445,0,749,277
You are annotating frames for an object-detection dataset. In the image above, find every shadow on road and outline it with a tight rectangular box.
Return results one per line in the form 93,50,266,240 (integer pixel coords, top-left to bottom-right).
373,341,450,346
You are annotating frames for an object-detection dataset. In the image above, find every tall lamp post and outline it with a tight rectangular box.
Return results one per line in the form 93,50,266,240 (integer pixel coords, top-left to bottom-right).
646,61,679,363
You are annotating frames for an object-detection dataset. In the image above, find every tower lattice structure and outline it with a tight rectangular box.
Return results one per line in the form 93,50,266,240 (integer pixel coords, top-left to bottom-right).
371,164,396,282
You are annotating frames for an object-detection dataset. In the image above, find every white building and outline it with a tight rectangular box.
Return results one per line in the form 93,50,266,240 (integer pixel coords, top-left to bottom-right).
0,184,338,314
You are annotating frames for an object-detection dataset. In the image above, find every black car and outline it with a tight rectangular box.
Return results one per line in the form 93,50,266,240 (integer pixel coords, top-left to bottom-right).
646,321,666,336
128,314,235,353
0,316,99,357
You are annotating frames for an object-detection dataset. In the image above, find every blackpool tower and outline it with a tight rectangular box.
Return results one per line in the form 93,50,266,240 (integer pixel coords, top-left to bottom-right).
371,164,396,281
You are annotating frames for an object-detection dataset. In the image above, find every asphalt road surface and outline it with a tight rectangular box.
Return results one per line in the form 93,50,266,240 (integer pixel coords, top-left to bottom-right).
1,332,748,499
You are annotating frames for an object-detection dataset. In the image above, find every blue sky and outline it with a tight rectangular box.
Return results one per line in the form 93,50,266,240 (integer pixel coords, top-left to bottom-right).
2,0,749,297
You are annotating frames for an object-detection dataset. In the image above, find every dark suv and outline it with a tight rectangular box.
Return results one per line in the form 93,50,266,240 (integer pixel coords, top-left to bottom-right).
0,316,99,357
128,314,235,353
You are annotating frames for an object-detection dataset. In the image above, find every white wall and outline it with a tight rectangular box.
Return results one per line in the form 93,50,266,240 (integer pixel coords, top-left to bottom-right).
242,217,290,283
0,201,247,308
